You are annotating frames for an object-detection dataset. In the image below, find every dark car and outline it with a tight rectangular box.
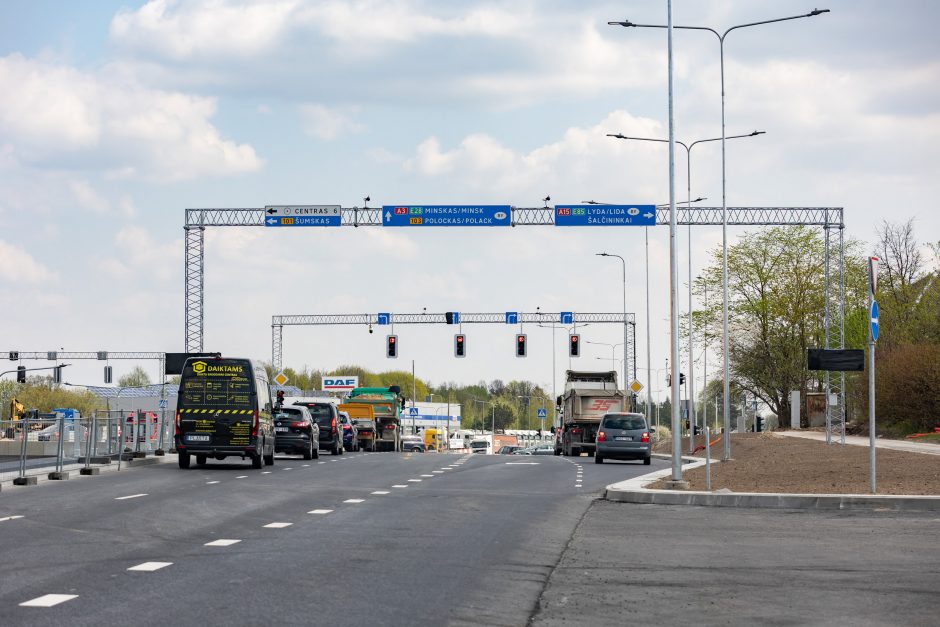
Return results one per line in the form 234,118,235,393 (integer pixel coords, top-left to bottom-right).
340,411,359,452
274,406,319,460
291,401,344,456
595,412,652,465
401,437,425,453
497,445,522,454
352,419,377,452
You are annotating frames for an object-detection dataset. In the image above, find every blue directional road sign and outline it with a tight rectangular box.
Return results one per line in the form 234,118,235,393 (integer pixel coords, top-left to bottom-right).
377,313,391,325
382,205,511,227
537,408,547,419
554,204,656,227
560,312,573,325
870,300,879,342
264,205,342,227
505,312,518,324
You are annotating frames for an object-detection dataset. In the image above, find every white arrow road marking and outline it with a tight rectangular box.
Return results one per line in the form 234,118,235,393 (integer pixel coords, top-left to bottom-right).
205,539,241,547
20,594,78,607
128,562,172,572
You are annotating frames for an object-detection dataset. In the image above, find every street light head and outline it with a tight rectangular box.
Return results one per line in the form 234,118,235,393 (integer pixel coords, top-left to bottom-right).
808,8,830,16
607,19,637,27
596,252,609,257
606,133,627,139
751,130,766,136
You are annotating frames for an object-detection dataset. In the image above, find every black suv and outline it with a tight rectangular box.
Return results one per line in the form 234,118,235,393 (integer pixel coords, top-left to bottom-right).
274,405,319,460
291,401,344,455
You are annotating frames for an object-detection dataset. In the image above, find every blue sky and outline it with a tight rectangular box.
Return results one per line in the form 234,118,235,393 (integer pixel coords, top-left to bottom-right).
1,0,938,401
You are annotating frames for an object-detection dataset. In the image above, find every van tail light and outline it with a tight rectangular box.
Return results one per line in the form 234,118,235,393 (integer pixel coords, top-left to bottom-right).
331,418,337,435
597,431,606,443
175,410,181,436
252,410,260,437
641,432,650,443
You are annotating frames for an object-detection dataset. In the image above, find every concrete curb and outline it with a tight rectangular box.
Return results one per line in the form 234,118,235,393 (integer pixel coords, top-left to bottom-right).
606,454,940,512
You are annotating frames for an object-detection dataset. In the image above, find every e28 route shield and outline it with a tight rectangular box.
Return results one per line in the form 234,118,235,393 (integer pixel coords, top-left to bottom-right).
554,204,656,226
382,205,512,227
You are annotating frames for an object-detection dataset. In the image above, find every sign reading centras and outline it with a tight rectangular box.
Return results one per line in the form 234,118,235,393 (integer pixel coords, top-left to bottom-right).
322,376,359,391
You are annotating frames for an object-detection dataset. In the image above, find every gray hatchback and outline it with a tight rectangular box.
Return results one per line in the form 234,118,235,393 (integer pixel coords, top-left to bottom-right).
595,413,652,465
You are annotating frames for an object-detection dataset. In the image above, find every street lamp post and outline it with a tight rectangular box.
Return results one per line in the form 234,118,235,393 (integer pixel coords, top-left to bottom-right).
596,253,628,395
609,8,829,460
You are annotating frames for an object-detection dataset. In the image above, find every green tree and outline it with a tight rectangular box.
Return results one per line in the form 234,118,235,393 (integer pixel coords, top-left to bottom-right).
118,365,152,388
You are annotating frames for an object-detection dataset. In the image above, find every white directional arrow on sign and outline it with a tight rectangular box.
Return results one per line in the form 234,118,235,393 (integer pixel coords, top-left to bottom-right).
644,212,654,219
385,211,392,222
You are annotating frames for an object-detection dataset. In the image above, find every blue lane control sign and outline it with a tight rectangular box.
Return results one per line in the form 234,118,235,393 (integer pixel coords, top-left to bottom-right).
264,205,342,227
377,313,391,325
560,312,573,325
870,300,879,342
382,205,511,227
554,204,656,226
505,312,518,324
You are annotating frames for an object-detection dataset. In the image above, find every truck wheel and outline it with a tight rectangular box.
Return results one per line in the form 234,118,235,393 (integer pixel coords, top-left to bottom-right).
571,447,581,457
178,452,191,469
251,450,263,469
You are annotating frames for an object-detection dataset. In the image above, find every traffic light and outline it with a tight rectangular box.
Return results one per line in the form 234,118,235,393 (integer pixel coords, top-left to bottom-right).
104,365,113,384
16,365,26,383
454,334,466,357
515,334,527,357
53,365,62,384
275,390,285,407
569,334,580,357
679,373,686,386
666,373,672,387
386,334,398,358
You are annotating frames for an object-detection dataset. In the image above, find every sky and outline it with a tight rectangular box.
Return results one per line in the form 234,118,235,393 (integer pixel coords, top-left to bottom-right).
1,0,938,403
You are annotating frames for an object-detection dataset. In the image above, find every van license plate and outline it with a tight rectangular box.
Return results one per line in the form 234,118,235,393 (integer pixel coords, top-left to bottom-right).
615,436,632,441
187,434,210,442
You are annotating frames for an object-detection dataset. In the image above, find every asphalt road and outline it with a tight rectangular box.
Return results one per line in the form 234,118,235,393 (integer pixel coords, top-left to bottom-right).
0,450,664,626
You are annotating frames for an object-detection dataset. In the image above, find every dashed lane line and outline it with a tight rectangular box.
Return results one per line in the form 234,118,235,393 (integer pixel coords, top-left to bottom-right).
420,474,434,477
0,515,24,522
236,476,248,479
205,539,241,547
371,491,390,495
343,499,365,504
308,509,333,515
392,484,408,488
19,594,78,608
407,479,422,482
115,494,147,500
206,481,220,485
128,562,172,572
263,522,293,528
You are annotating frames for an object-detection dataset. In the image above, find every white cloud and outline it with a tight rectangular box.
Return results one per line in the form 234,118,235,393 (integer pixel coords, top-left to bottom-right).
0,240,58,283
299,104,365,140
114,226,181,282
70,180,111,214
0,53,263,181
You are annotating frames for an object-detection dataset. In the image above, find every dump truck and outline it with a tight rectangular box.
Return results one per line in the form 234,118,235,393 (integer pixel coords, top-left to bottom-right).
338,403,378,452
346,386,405,452
555,370,626,457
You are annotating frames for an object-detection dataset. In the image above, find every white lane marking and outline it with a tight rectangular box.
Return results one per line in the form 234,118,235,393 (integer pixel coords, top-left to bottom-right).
392,484,408,488
0,515,24,522
206,481,220,485
205,539,241,547
19,594,78,607
308,509,333,515
420,474,434,477
432,471,444,474
506,462,540,465
343,499,365,504
115,493,147,500
318,461,326,464
407,479,422,482
263,522,293,528
128,561,172,572
236,475,248,479
302,464,310,467
371,491,390,495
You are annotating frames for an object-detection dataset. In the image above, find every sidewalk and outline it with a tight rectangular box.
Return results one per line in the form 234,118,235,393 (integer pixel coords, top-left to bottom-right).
778,430,940,456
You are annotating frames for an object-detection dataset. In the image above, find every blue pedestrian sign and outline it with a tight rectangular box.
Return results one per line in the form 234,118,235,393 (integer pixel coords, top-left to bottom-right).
377,313,391,325
870,300,879,342
537,408,547,419
159,399,168,409
264,205,342,227
382,205,511,227
505,312,518,324
560,312,573,325
409,407,419,415
554,204,656,227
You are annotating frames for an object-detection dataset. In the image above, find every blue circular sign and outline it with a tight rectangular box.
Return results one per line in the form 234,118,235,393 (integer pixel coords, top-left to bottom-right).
870,300,879,341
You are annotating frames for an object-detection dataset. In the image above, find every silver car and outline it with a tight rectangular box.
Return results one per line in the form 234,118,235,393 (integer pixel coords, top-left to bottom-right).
595,413,652,465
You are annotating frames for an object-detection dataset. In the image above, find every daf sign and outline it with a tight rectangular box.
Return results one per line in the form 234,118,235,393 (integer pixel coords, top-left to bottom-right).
322,376,359,392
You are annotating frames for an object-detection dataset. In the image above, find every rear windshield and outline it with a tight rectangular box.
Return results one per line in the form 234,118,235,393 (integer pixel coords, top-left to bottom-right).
603,415,647,430
178,358,253,409
276,408,303,419
294,403,334,425
470,441,488,449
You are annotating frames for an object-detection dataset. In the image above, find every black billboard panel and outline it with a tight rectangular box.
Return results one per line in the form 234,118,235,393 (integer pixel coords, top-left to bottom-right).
807,349,864,372
165,352,221,375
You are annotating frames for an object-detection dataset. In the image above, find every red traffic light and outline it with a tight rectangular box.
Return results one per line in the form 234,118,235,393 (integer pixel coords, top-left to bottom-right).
454,334,466,357
515,334,527,357
569,334,580,357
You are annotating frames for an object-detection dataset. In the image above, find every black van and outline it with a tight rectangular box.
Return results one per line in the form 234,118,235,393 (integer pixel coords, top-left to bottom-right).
175,356,276,469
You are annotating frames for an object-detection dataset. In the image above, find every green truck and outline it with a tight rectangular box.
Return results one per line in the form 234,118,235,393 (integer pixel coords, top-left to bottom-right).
346,386,405,452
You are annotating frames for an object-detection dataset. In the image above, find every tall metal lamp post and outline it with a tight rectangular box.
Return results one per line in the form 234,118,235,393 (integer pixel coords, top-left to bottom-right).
596,253,628,394
609,8,828,459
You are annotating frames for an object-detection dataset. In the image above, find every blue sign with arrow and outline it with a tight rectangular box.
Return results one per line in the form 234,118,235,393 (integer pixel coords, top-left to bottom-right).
870,300,879,342
264,205,342,227
505,312,518,324
560,312,573,325
382,205,511,227
554,204,656,227
377,313,391,325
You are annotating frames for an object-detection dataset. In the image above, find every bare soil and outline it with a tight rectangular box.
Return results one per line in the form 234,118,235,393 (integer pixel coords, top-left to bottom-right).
650,432,940,495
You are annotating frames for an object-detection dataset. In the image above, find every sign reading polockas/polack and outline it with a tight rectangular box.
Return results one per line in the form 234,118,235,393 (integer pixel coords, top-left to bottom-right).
264,205,342,227
554,204,656,226
382,205,511,227
322,376,359,392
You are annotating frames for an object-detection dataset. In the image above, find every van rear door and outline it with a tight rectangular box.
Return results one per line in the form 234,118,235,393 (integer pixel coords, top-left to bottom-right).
177,358,256,449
